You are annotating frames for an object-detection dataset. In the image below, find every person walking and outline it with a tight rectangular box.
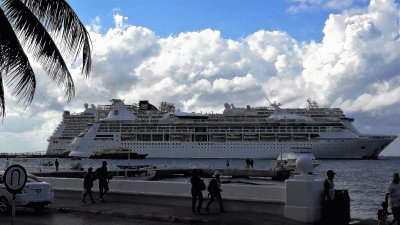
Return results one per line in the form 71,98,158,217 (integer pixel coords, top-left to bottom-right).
96,161,110,202
205,171,225,213
385,173,400,225
82,167,95,204
55,159,59,172
190,169,204,214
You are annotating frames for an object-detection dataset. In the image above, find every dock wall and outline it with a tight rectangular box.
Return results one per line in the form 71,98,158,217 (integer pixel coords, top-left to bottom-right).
40,177,286,215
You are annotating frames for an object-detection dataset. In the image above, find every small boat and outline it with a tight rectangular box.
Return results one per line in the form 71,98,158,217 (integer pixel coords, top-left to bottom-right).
115,164,156,180
40,160,54,166
89,148,148,159
70,157,83,170
274,152,320,172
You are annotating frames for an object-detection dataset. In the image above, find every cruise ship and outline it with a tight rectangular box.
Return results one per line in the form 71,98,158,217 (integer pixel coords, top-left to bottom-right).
47,99,397,159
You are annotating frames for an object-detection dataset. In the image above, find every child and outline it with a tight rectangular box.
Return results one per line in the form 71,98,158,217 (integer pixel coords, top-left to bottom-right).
378,202,391,225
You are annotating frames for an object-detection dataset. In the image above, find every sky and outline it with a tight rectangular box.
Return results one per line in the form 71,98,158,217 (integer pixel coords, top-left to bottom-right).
0,0,399,156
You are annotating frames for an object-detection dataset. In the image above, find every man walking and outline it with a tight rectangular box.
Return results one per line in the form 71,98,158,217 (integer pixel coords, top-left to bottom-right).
385,173,400,225
205,171,225,213
82,167,95,204
96,161,110,202
190,169,204,214
55,159,59,172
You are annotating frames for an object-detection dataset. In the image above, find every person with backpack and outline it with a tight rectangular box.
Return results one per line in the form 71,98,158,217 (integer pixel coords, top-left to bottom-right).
205,171,225,213
190,169,205,214
96,161,111,202
82,167,96,204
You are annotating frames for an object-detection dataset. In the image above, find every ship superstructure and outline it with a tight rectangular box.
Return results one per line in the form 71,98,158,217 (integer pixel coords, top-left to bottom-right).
47,99,397,159
47,103,98,155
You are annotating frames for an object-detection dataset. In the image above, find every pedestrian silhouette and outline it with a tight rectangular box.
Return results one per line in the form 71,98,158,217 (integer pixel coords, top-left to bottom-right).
82,167,95,204
55,159,59,172
190,169,204,214
322,170,337,225
95,161,111,202
245,159,250,169
324,170,336,202
385,173,400,225
205,171,225,213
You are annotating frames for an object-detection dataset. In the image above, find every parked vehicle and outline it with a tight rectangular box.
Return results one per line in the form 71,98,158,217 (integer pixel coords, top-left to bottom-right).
0,171,54,213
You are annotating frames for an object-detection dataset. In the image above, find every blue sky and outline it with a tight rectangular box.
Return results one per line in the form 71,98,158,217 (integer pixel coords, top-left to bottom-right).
1,0,399,156
68,0,368,42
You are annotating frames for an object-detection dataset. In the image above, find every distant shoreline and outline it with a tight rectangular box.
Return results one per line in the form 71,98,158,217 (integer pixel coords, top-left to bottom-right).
0,154,70,158
0,153,399,159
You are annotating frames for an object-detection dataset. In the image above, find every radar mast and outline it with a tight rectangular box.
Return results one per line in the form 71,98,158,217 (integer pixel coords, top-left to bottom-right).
307,98,319,109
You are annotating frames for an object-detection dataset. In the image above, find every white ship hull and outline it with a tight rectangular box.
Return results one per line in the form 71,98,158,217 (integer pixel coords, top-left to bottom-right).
49,99,397,159
69,137,394,159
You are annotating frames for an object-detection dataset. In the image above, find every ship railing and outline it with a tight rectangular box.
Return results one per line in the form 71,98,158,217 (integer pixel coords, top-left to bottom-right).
359,135,398,140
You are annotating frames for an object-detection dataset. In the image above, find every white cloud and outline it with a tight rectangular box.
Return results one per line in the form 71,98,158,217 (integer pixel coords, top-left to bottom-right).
113,13,128,29
287,0,369,13
1,0,399,155
90,16,102,33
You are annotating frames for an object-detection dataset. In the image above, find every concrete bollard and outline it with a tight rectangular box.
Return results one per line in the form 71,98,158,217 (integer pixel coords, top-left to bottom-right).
284,175,324,223
284,155,324,223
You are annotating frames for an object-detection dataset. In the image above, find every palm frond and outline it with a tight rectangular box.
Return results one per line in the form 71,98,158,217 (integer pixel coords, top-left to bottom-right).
3,0,75,101
0,71,5,118
22,0,92,76
0,8,36,118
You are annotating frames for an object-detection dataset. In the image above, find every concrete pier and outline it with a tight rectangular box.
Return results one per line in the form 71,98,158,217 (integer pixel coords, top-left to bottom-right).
32,177,377,225
48,190,303,225
153,167,290,180
34,167,291,180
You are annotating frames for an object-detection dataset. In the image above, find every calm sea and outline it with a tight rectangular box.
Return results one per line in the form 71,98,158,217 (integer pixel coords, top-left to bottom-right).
1,157,399,220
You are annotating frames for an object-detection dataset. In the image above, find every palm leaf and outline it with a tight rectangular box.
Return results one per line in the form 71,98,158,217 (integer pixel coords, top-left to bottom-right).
3,0,75,101
0,72,5,118
0,8,36,118
22,0,92,76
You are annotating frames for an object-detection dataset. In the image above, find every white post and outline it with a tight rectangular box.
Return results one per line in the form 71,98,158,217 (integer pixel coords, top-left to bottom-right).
284,155,324,223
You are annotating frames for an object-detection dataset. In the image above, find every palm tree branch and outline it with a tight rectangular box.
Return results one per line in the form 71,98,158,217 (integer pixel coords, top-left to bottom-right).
21,0,92,76
3,0,75,101
0,8,36,118
0,71,5,119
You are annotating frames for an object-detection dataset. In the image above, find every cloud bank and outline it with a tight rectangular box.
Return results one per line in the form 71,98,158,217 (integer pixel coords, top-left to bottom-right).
1,0,399,155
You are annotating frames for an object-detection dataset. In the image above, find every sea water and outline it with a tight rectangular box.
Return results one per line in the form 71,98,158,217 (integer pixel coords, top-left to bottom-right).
1,157,399,220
